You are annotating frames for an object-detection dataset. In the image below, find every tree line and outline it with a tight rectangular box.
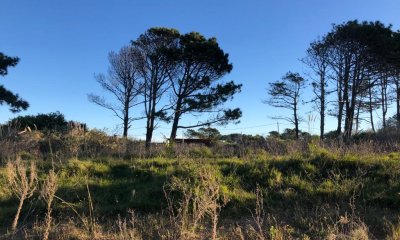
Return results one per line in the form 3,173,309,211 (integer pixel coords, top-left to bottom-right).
267,20,400,140
88,28,242,149
2,21,400,145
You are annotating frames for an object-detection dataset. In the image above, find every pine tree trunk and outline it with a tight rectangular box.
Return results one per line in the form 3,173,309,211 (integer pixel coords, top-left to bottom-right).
169,98,183,141
381,75,388,129
337,76,344,135
294,102,299,140
145,86,157,150
123,116,129,138
368,85,375,132
123,97,130,137
145,118,154,150
320,75,325,140
396,79,400,127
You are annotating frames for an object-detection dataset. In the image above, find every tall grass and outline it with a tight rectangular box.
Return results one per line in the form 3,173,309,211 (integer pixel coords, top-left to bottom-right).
1,129,400,239
1,151,400,239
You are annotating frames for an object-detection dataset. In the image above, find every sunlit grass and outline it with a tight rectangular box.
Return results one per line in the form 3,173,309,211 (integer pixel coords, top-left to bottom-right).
1,149,400,237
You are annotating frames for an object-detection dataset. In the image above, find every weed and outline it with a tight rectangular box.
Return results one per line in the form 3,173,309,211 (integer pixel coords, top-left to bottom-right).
5,157,37,232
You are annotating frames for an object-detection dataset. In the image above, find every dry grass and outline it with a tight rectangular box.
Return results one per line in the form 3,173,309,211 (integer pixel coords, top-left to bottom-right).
5,157,37,232
40,169,57,240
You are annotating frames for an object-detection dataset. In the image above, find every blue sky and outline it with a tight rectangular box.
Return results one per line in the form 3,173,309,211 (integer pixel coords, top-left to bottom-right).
1,1,400,140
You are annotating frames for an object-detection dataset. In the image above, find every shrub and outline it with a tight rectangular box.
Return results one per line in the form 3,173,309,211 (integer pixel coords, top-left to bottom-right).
8,111,68,132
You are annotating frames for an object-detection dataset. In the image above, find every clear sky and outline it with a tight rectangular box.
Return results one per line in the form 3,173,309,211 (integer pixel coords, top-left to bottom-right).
1,1,400,140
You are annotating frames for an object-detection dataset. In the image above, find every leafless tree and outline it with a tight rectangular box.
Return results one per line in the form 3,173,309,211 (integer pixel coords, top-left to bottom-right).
302,39,330,140
89,46,143,137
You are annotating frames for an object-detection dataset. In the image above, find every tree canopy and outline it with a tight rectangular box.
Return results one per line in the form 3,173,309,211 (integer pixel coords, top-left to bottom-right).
167,31,242,140
132,27,180,148
0,52,29,113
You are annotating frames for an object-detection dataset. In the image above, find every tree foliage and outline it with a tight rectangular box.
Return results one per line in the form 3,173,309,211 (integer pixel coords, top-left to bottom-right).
89,28,241,146
8,112,68,131
132,27,180,148
0,52,29,113
185,127,222,142
0,53,19,76
167,32,241,140
328,21,398,137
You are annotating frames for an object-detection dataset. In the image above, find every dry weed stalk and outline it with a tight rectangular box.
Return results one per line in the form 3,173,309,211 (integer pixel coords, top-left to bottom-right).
40,169,58,240
327,188,370,240
385,220,400,240
5,158,38,232
51,181,99,239
164,166,229,240
250,184,266,240
197,170,229,240
86,182,97,238
117,210,139,240
233,225,246,240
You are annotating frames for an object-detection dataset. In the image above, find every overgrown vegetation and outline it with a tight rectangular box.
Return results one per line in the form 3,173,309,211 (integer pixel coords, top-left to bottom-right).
0,129,400,239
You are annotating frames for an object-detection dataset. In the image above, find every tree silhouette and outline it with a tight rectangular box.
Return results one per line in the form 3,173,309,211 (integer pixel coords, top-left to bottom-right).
302,39,330,140
167,32,241,141
266,72,305,139
0,52,29,113
132,28,180,149
89,46,142,137
322,21,395,138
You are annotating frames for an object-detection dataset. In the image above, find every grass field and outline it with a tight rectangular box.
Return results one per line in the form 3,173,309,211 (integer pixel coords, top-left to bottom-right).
1,143,400,239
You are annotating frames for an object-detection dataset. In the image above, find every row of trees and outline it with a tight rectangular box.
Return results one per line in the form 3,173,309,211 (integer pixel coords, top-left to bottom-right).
89,28,242,148
3,21,399,144
267,20,400,140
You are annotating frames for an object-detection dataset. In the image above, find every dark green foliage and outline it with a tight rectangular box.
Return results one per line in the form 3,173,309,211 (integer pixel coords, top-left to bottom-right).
270,128,311,140
391,31,400,67
220,133,267,150
0,52,29,113
9,112,68,131
185,127,221,141
326,20,395,63
317,21,399,138
168,31,242,140
323,130,342,140
0,86,29,113
268,131,280,138
0,53,19,76
132,27,181,148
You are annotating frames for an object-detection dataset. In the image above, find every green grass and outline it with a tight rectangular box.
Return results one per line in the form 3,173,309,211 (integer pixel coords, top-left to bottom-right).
1,151,400,238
